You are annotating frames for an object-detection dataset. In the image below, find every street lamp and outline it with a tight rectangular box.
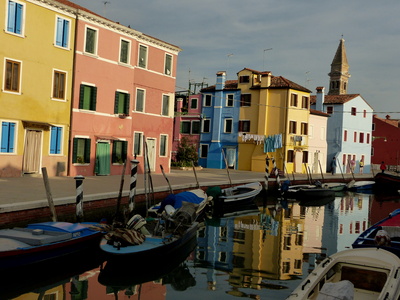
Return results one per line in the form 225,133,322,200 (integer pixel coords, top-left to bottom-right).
372,136,387,142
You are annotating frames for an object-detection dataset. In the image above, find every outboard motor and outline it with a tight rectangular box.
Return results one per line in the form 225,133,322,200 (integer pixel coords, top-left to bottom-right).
126,214,150,235
173,202,197,225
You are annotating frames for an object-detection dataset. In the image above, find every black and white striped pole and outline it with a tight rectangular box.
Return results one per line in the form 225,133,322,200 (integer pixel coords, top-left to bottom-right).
264,156,270,190
272,157,281,187
74,175,85,222
129,159,140,213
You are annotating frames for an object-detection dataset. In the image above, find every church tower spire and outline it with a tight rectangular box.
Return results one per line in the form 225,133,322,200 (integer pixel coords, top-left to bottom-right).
328,38,350,95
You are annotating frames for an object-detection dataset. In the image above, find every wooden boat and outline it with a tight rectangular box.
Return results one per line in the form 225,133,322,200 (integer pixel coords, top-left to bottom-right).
352,208,400,257
0,221,104,271
206,182,262,217
322,182,347,191
100,203,199,261
282,183,335,201
375,172,400,192
346,180,375,192
287,248,400,299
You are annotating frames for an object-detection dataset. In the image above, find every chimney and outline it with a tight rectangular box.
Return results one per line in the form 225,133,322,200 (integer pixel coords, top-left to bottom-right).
316,86,325,112
177,98,183,112
216,71,226,90
386,115,391,120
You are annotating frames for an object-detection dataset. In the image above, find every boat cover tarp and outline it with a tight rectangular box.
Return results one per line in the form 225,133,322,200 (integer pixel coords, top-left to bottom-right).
317,280,354,300
380,213,400,227
157,191,205,213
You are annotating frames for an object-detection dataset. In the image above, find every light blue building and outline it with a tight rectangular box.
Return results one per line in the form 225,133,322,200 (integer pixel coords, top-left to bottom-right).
198,72,241,169
311,39,373,174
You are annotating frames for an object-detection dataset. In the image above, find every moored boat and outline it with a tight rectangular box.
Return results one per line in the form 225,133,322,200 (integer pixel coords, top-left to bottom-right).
352,208,400,257
287,248,400,299
0,221,104,271
375,172,400,192
281,182,335,201
206,181,262,217
346,180,375,192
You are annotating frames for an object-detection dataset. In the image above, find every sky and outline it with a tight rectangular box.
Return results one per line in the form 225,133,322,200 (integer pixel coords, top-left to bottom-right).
71,0,400,119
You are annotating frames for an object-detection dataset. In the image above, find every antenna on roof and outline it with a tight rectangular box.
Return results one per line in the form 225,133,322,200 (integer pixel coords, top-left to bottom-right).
103,1,110,17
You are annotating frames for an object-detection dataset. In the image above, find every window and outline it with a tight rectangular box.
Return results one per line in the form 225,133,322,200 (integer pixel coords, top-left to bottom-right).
367,133,370,144
120,39,130,64
344,130,347,141
72,138,91,164
135,89,145,112
354,131,357,142
55,17,70,48
239,76,250,83
138,45,147,68
240,94,251,107
50,126,62,154
287,150,294,162
164,54,172,75
134,132,143,156
4,59,21,93
290,94,298,107
192,121,200,134
289,121,297,134
363,110,367,118
1,121,16,153
114,91,130,115
190,98,198,109
6,0,24,35
359,132,364,143
302,151,308,163
160,135,167,156
238,120,250,132
204,95,212,107
112,140,127,164
52,70,66,100
224,119,233,133
181,121,191,134
200,144,208,158
351,107,357,116
84,27,97,54
301,123,308,135
202,119,210,133
79,84,97,110
226,94,234,107
162,95,170,116
327,106,333,114
302,96,309,109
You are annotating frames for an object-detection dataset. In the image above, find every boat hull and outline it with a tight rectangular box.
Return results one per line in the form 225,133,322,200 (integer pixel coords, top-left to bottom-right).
375,172,400,191
0,222,104,271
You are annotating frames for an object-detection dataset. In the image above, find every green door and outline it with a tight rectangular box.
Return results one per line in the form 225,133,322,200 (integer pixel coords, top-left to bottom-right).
95,142,110,175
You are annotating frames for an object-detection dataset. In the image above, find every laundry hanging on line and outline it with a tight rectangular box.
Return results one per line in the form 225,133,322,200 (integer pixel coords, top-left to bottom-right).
263,134,283,153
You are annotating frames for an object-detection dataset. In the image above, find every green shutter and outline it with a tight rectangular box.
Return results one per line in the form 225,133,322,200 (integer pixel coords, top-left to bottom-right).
79,85,85,109
125,94,130,114
84,139,91,163
122,141,128,161
92,86,97,111
114,92,119,114
112,141,117,163
72,138,78,163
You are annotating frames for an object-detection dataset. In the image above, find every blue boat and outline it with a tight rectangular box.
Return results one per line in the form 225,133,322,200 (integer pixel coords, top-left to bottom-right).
346,180,375,192
0,222,104,271
352,208,400,257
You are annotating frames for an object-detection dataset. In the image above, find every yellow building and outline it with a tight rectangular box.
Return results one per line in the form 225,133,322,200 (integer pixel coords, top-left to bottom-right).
237,68,311,174
0,0,75,177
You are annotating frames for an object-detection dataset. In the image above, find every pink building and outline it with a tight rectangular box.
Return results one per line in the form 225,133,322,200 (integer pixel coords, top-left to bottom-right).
172,94,202,162
68,6,180,176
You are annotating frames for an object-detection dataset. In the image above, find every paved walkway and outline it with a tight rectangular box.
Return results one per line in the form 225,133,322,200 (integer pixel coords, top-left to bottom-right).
0,168,374,213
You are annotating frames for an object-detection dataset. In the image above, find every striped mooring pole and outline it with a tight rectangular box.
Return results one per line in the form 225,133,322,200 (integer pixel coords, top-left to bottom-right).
264,156,270,190
129,159,140,213
74,175,85,222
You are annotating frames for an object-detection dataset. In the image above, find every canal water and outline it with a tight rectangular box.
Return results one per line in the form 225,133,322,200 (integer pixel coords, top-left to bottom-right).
2,191,399,300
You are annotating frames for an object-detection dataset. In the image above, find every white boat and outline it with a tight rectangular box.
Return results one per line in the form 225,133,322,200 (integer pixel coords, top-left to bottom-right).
347,180,375,192
287,248,400,300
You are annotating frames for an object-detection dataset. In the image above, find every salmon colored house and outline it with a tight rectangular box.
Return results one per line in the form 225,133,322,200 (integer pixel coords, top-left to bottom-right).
68,4,180,177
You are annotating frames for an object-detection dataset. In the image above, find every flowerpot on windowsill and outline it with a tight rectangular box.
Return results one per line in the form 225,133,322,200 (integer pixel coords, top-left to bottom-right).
118,113,129,118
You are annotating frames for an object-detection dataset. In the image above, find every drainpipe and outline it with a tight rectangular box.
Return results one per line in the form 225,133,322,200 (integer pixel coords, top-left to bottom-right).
67,9,80,176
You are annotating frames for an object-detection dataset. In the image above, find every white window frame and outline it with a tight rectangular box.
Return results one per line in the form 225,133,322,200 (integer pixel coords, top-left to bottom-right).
6,0,25,37
54,15,71,49
161,94,171,116
0,120,18,154
3,57,22,95
119,38,131,65
84,26,98,56
200,144,209,158
133,131,143,156
135,88,146,112
226,94,234,107
204,94,212,107
138,44,148,69
51,68,67,102
202,119,211,133
49,125,64,155
190,98,198,110
224,118,233,133
159,134,168,157
164,53,172,76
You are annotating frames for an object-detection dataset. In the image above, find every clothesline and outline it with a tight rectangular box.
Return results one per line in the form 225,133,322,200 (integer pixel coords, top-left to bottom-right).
238,133,283,153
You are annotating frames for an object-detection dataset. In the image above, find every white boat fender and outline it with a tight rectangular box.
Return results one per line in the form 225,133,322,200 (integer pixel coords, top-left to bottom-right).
165,205,176,216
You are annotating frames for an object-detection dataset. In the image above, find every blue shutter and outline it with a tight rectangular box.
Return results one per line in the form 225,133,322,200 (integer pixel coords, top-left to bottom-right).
62,19,69,48
8,123,15,152
50,127,57,154
56,127,62,154
15,3,22,34
7,1,16,32
1,122,9,152
55,17,63,46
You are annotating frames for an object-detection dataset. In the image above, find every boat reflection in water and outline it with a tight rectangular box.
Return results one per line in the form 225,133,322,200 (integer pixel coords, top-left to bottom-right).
2,191,400,299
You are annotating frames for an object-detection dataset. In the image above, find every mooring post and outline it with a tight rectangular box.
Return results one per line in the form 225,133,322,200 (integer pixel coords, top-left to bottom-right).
74,175,85,222
129,159,140,213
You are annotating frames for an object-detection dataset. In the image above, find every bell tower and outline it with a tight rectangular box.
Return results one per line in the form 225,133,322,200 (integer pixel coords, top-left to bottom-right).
328,38,350,95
